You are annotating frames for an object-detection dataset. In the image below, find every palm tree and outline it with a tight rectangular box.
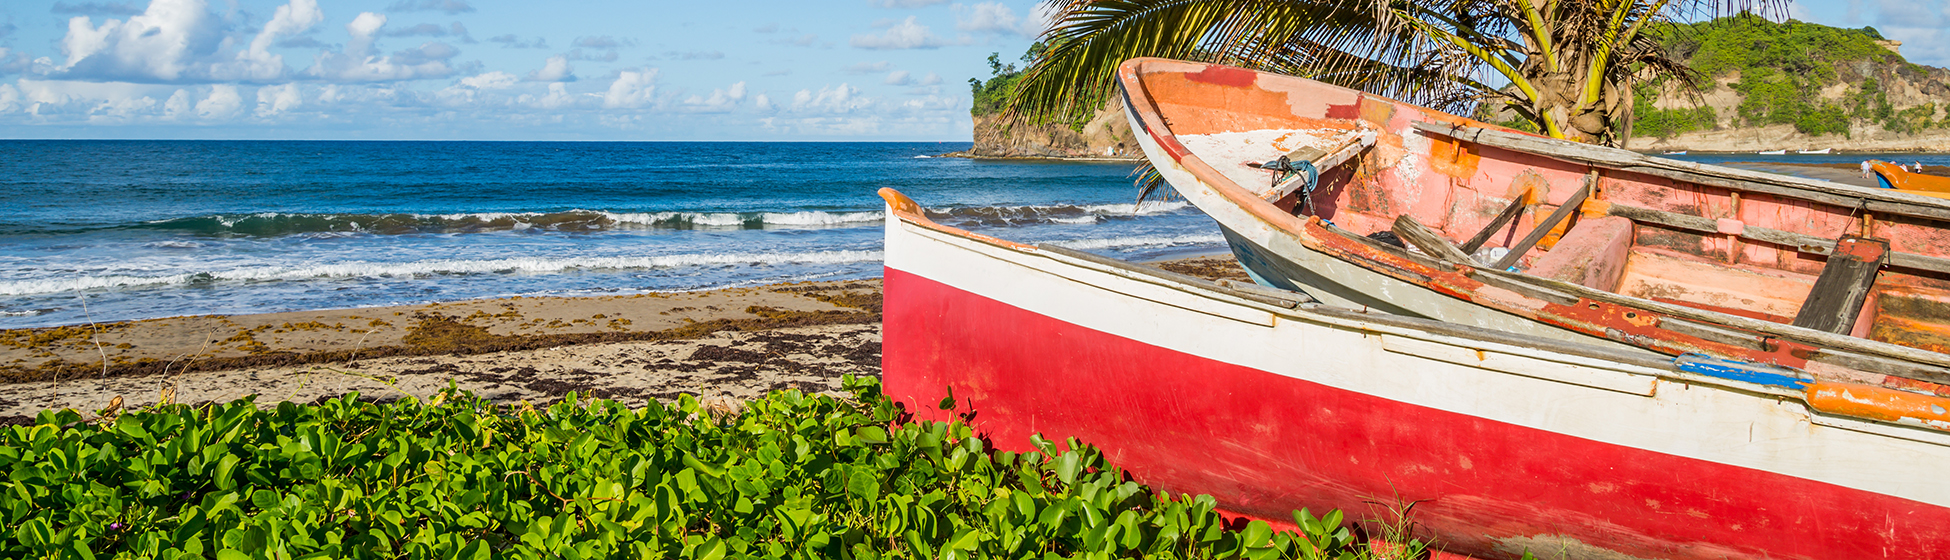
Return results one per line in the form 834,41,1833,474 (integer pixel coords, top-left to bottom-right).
1009,0,1781,147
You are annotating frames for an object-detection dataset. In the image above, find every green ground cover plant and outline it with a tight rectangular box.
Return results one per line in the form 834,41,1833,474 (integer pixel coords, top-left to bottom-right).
0,376,1411,560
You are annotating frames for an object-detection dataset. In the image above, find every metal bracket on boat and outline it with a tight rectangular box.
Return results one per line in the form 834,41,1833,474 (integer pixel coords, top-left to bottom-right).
1249,129,1378,207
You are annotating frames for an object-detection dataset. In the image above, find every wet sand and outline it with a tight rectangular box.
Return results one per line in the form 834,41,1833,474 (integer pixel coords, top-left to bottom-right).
0,256,1247,421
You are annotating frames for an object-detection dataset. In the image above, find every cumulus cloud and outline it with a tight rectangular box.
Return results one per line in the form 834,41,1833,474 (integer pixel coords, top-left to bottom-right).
790,83,871,113
527,55,574,82
387,0,474,14
850,17,948,49
0,49,30,77
681,80,747,112
52,1,145,16
884,70,912,85
195,84,242,119
458,70,518,89
520,82,578,109
55,0,225,82
220,0,322,82
305,13,458,82
162,88,191,118
953,2,1038,36
603,69,658,108
255,83,301,116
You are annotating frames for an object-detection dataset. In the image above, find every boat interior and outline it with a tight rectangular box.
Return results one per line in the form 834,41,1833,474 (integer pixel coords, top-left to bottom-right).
1124,60,1950,355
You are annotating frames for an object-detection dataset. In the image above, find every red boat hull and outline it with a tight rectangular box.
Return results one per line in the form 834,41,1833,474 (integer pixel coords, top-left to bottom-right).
884,266,1950,560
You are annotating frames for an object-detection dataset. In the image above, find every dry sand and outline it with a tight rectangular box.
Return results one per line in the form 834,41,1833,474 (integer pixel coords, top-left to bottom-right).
0,256,1247,421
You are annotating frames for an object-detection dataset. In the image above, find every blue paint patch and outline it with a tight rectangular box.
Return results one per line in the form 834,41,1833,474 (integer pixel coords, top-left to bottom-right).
1673,353,1811,389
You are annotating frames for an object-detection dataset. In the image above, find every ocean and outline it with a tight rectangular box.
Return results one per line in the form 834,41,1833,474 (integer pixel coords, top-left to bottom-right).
0,141,1221,329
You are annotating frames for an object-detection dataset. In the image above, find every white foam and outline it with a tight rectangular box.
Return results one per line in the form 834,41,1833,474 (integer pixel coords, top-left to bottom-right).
1048,233,1226,250
0,250,884,296
760,211,885,226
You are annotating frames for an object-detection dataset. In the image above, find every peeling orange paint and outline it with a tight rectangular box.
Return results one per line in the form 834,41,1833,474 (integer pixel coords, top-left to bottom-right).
1806,381,1950,432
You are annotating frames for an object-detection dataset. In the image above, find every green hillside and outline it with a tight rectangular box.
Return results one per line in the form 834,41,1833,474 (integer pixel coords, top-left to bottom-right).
1633,15,1941,138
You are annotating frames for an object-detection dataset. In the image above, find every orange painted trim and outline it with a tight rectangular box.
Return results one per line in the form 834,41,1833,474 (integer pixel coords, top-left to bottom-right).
877,188,1036,251
1807,381,1950,432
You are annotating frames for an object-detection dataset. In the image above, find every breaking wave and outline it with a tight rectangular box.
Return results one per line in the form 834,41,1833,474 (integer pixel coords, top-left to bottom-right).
0,250,883,296
1048,233,1227,250
924,200,1192,226
135,210,888,236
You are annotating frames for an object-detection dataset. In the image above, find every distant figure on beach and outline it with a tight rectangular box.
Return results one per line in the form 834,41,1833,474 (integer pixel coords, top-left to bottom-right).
1863,160,1873,178
1917,162,1926,173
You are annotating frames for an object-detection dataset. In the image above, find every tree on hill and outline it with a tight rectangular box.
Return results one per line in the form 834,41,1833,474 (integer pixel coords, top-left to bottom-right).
1008,0,1783,147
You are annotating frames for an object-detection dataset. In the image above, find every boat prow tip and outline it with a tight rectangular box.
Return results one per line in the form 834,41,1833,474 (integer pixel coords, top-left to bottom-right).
878,187,923,217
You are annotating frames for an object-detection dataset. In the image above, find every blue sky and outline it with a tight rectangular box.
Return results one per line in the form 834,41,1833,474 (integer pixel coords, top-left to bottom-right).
0,0,1050,140
0,0,1925,140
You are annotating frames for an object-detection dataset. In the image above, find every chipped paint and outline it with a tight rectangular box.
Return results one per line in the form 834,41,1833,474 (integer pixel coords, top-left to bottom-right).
1807,381,1950,432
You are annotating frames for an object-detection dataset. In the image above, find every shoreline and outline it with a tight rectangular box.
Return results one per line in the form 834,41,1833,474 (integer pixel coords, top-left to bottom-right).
0,255,1248,421
935,150,1144,163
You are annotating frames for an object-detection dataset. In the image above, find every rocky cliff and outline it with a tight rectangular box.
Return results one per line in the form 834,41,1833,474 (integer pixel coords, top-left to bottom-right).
956,98,1141,160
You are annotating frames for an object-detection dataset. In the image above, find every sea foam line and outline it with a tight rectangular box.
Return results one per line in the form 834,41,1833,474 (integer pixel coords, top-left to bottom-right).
0,250,883,296
1048,233,1226,250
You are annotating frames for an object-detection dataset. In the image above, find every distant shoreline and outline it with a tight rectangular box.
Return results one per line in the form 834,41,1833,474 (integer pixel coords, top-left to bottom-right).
935,150,1144,163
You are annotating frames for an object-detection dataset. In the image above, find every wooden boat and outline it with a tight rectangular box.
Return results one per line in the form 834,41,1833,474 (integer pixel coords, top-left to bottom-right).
1799,148,1834,154
878,186,1950,559
1871,160,1950,198
1758,149,1788,155
1117,57,1950,389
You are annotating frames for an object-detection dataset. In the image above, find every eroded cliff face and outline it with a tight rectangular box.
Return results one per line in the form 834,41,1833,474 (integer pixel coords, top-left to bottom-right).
961,99,1141,159
1631,59,1950,152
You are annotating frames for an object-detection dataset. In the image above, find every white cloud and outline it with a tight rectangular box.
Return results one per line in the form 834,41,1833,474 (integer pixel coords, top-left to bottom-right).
790,83,872,113
460,71,519,89
850,17,947,49
521,82,579,109
255,83,302,116
305,12,456,82
885,70,912,85
953,2,1036,36
604,69,659,108
162,88,191,118
195,84,242,119
918,72,942,85
56,0,224,82
754,93,773,111
0,84,20,113
528,55,575,82
681,80,748,112
226,0,322,81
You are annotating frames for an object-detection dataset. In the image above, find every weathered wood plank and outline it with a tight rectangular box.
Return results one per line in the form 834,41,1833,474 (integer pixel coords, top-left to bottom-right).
1392,214,1476,263
1413,122,1950,223
1792,236,1889,334
1493,171,1595,270
1598,201,1950,275
1462,195,1529,253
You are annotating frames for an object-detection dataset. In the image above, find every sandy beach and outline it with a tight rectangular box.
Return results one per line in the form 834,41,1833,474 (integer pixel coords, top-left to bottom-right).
0,255,1246,422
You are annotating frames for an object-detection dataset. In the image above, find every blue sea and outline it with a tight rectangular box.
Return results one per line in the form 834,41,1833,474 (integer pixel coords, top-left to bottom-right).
0,141,1220,329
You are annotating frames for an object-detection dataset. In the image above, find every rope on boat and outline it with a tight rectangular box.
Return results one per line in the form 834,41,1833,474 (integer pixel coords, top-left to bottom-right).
1255,155,1320,216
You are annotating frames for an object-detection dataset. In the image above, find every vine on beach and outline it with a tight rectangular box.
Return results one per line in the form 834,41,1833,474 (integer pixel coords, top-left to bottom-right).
0,376,1422,559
